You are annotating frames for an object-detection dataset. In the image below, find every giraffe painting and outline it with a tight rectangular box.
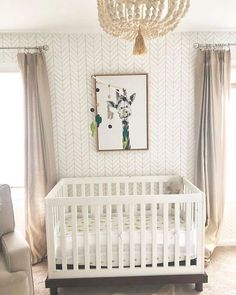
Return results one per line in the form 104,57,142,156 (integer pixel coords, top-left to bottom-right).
107,89,136,150
95,73,148,151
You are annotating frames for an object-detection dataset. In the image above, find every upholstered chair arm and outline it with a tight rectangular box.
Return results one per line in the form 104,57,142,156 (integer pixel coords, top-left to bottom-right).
1,231,34,295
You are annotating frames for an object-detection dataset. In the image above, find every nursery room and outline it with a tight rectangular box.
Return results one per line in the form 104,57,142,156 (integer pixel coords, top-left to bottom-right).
0,0,236,294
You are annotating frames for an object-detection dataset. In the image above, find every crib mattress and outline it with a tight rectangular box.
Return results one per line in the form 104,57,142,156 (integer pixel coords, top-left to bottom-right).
55,212,197,267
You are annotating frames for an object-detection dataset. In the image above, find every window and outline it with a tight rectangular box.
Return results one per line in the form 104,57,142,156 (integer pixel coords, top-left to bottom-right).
225,67,236,201
219,71,236,245
0,68,24,234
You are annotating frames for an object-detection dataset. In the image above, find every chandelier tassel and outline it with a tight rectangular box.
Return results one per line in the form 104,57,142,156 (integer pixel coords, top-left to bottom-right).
133,28,147,55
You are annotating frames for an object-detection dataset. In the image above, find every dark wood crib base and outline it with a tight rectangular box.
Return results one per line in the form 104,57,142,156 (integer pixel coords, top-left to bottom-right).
45,273,208,295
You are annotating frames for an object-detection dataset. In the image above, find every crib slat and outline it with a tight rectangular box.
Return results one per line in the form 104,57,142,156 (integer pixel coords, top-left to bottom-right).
95,205,101,269
175,202,180,267
98,184,103,196
83,205,90,270
163,202,168,268
81,184,86,196
46,204,56,272
159,182,163,194
151,203,157,267
54,206,58,226
59,206,67,271
192,203,195,225
124,182,128,195
124,182,129,213
141,203,146,268
117,183,121,196
52,206,56,230
90,184,95,215
72,184,76,197
195,201,198,241
197,201,203,268
150,182,155,195
159,182,164,211
186,202,191,267
144,182,147,195
90,183,94,196
107,183,111,196
63,184,67,197
133,182,137,195
72,205,78,270
106,204,112,269
140,182,143,195
129,203,135,269
118,204,123,268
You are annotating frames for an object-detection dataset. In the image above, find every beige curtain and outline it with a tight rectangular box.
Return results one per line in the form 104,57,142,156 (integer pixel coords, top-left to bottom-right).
17,53,57,264
195,49,231,262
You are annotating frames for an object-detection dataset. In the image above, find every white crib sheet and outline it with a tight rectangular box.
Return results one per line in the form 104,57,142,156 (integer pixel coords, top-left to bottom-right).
55,212,197,267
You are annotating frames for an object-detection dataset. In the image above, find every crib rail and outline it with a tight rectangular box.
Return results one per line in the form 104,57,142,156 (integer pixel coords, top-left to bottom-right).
46,183,205,279
46,176,202,199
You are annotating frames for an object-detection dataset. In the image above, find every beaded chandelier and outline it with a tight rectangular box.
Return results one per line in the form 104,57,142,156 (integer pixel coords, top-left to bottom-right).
97,0,190,55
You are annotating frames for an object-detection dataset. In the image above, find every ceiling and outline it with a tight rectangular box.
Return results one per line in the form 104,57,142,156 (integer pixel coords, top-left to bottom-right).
0,0,236,33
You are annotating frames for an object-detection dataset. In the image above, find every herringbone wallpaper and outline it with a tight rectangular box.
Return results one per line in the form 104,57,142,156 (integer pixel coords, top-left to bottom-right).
0,32,235,181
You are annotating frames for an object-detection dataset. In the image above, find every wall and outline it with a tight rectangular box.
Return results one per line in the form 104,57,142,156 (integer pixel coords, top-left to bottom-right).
0,32,198,180
0,32,236,244
1,32,236,180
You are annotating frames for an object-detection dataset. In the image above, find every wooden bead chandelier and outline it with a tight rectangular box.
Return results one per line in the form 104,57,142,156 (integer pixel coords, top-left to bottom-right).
97,0,190,55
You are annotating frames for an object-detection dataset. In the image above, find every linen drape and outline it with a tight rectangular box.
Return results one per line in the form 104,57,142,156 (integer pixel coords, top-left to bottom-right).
195,49,231,262
17,53,57,264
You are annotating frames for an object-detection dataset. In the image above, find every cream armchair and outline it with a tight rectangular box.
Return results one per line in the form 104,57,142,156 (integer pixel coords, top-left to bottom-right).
0,184,34,295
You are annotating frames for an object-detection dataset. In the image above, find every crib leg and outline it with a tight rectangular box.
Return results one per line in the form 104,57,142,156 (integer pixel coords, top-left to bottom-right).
50,287,58,295
195,283,203,292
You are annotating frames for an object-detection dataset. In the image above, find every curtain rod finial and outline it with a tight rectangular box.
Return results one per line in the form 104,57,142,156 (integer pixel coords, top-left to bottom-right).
42,45,49,51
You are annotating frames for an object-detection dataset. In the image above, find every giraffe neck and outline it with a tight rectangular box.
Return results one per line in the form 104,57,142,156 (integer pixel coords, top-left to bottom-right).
122,119,130,150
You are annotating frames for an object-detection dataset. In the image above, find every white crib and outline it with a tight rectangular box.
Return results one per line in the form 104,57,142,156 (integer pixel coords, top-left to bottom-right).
45,175,207,295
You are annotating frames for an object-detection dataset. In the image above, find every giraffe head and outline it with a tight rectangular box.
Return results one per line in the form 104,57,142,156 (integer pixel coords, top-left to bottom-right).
107,89,136,119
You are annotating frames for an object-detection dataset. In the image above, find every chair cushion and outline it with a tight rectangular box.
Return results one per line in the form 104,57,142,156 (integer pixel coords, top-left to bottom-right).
0,184,15,237
1,231,34,295
1,231,31,273
0,252,29,295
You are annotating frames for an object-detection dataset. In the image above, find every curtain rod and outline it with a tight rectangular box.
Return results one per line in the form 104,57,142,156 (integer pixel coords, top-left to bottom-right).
0,45,49,51
194,42,236,49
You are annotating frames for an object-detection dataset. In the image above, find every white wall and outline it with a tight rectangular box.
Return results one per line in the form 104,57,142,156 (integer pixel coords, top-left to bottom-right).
0,32,235,244
0,32,197,180
0,32,236,180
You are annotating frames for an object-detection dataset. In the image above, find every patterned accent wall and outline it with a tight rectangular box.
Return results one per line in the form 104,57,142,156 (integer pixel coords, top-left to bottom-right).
0,32,235,245
0,32,235,180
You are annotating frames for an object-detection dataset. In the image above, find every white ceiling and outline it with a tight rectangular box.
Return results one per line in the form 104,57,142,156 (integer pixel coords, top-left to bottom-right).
0,0,236,33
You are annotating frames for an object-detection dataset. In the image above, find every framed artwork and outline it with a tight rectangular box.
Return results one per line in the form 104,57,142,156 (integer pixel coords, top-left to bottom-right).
94,73,148,151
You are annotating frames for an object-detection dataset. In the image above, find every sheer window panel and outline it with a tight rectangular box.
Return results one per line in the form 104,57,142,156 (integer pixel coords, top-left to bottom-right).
219,67,236,245
0,69,25,236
